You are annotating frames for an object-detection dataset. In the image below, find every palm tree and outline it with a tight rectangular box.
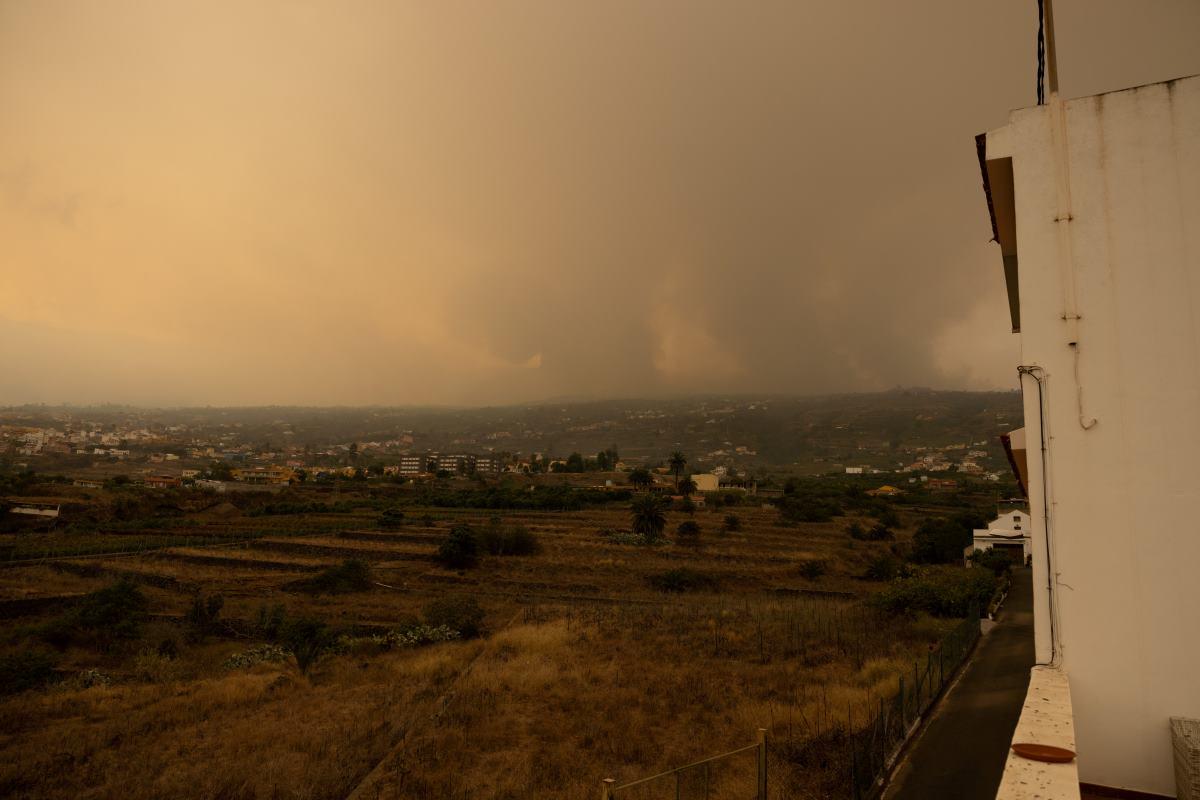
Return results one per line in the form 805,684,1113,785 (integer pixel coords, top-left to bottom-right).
628,467,653,491
630,494,668,541
678,476,697,496
668,451,688,491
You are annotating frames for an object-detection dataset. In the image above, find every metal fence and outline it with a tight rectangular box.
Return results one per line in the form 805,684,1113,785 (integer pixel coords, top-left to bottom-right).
847,606,981,799
602,729,767,800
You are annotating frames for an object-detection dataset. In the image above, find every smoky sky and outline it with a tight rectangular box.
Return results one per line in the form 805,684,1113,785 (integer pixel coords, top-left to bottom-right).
2,1,1199,406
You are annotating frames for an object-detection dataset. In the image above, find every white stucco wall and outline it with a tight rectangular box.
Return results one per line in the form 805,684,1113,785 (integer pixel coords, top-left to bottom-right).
986,74,1200,796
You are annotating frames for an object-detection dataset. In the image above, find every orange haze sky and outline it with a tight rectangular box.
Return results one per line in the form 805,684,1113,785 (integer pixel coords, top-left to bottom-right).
3,1,1199,406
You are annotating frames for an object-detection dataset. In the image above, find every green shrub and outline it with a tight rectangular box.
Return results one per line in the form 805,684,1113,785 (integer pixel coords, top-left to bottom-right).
910,511,989,564
0,649,58,695
255,604,287,639
423,596,485,638
799,560,828,580
185,593,224,641
41,579,149,649
722,514,742,532
676,519,701,541
848,521,893,541
368,625,460,650
223,644,290,670
871,503,901,528
872,567,997,617
647,568,718,593
969,548,1016,576
378,508,406,529
279,616,335,674
864,553,899,581
291,559,373,594
476,522,541,556
437,525,479,569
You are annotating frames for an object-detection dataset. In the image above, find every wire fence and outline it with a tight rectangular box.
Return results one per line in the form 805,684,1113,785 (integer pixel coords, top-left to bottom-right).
847,606,981,799
603,730,767,800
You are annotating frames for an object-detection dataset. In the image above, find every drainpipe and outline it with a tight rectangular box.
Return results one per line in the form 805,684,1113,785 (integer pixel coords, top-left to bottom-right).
1018,365,1059,665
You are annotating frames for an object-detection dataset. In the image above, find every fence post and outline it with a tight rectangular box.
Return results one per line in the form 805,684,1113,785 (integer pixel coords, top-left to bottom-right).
601,778,614,800
851,732,860,800
907,662,916,714
757,727,768,800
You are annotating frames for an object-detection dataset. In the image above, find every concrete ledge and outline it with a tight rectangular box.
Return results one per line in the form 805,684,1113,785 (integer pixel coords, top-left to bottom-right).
996,665,1080,800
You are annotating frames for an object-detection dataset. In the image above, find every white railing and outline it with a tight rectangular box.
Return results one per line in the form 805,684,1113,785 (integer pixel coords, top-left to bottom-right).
996,665,1080,799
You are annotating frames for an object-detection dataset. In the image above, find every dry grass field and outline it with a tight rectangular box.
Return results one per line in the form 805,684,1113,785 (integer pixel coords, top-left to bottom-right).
0,494,970,799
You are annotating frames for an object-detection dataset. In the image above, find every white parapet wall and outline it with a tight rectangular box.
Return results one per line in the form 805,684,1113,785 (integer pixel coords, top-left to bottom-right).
996,666,1080,800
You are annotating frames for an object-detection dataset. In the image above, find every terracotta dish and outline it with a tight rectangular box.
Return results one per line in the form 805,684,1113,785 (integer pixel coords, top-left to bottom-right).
1011,743,1077,763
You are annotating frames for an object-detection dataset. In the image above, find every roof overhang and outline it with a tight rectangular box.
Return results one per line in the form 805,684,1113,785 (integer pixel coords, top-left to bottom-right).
1000,427,1028,497
976,131,1020,332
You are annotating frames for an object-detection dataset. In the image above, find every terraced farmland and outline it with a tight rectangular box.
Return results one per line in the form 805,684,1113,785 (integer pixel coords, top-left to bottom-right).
0,493,976,800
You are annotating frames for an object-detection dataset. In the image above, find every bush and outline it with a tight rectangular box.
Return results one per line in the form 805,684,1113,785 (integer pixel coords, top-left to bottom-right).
437,525,479,569
279,617,336,674
477,522,541,556
969,548,1015,576
378,508,406,529
779,496,842,523
256,604,287,639
911,512,989,564
292,560,373,594
864,553,899,582
799,560,828,580
722,514,742,532
423,596,485,638
41,579,149,648
647,568,719,593
185,593,224,641
223,644,290,670
676,520,701,541
0,649,58,695
872,567,997,617
872,504,901,528
369,625,460,650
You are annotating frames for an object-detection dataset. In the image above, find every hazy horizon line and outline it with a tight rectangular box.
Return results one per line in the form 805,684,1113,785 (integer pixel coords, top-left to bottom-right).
0,386,1021,414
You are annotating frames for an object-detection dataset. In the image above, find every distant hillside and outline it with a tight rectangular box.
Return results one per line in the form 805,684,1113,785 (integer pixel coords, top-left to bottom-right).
2,390,1023,473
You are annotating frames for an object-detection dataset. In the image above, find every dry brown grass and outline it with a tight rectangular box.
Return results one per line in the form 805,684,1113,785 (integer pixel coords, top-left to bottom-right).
0,503,930,799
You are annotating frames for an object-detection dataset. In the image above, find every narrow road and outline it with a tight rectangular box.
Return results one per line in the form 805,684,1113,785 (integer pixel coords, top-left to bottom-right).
884,567,1035,800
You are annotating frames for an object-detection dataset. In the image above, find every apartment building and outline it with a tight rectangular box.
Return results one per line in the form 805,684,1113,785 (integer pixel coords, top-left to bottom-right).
980,72,1199,797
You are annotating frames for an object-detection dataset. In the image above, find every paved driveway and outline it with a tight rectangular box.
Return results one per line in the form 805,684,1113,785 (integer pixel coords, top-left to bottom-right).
883,567,1035,800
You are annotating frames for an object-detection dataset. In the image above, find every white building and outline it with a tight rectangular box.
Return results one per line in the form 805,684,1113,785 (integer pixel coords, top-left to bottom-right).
691,473,720,492
981,71,1200,797
965,510,1032,565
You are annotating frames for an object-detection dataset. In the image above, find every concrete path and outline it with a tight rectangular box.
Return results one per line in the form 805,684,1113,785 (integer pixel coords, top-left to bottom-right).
883,567,1035,800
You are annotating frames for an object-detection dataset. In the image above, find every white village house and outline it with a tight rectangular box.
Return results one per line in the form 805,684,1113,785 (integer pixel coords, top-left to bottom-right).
964,510,1032,566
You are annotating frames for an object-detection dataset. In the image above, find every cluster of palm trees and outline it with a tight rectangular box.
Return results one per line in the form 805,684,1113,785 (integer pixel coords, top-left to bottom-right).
628,451,691,492
627,451,699,540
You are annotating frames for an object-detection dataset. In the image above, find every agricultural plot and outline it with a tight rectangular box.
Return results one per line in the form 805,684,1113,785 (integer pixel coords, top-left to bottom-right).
0,492,992,799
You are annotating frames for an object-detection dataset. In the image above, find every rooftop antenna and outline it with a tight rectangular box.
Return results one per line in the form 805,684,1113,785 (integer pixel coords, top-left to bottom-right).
1036,0,1060,104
